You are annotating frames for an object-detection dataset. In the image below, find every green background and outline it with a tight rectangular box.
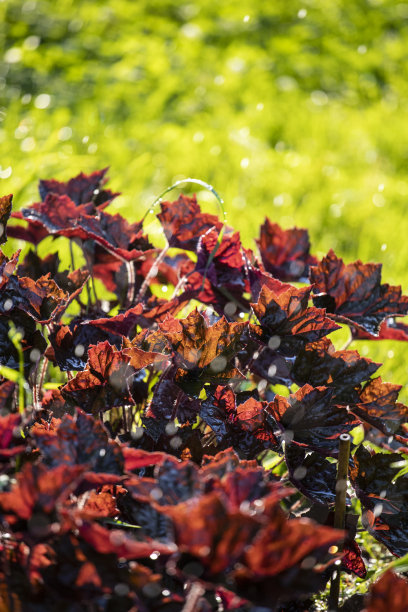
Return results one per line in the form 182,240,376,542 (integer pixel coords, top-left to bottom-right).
1,0,408,394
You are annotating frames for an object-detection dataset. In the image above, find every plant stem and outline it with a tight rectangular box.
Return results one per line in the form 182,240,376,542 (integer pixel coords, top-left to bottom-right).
125,261,136,308
135,243,169,304
328,433,351,611
181,583,204,612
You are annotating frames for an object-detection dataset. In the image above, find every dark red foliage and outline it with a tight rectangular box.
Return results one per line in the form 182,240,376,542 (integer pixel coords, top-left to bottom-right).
0,168,407,611
310,249,408,335
256,218,317,281
267,385,359,456
292,337,381,403
201,385,278,458
157,194,224,250
351,377,408,437
364,571,408,612
251,284,340,356
350,445,408,557
38,168,118,208
161,309,246,394
183,228,249,314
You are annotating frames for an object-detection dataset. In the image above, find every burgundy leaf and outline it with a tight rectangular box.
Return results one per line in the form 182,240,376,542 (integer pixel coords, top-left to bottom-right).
310,249,408,335
342,537,367,579
351,377,408,437
251,284,340,356
32,409,124,474
39,168,118,208
183,229,249,315
256,218,317,282
147,379,201,424
201,386,278,458
293,337,381,404
157,194,223,250
267,385,359,456
285,445,338,505
60,341,142,413
350,445,408,556
364,570,408,612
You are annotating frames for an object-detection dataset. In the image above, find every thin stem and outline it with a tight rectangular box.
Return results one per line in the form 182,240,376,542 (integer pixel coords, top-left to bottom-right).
142,177,225,222
122,406,128,434
125,261,136,308
340,326,354,351
181,583,205,612
328,433,351,611
135,243,170,304
69,240,76,271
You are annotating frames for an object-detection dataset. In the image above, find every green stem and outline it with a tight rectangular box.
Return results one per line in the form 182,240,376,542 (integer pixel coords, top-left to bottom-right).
328,433,351,611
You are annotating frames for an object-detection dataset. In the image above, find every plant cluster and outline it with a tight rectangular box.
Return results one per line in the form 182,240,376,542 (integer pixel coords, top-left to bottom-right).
0,169,407,610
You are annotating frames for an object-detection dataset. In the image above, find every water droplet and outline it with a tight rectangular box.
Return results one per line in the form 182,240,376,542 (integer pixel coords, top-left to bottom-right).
243,15,250,22
210,356,227,373
297,8,307,18
293,466,307,480
3,298,13,312
224,301,237,317
170,436,182,449
150,551,160,560
268,364,277,377
30,348,41,362
165,421,177,436
268,335,281,350
74,344,85,357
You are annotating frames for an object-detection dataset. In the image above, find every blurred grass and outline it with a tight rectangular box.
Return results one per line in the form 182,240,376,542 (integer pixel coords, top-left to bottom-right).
1,0,408,397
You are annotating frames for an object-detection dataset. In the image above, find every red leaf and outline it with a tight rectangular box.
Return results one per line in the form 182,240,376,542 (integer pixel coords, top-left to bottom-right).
364,570,408,612
39,168,118,208
61,342,140,413
251,284,340,356
157,194,223,250
78,521,176,559
162,492,260,574
256,218,317,281
123,447,169,471
352,377,407,437
0,463,86,520
161,310,246,394
267,385,359,455
310,249,408,335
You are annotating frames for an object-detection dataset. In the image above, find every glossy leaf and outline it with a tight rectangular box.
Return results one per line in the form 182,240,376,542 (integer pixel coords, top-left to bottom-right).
293,337,380,403
157,194,223,250
61,341,143,412
39,168,118,208
251,284,340,356
256,218,317,282
268,385,359,455
364,570,408,612
310,249,408,335
350,445,408,556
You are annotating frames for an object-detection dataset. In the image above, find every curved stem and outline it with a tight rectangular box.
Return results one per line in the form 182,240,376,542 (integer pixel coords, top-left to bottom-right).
142,177,226,222
135,243,170,304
